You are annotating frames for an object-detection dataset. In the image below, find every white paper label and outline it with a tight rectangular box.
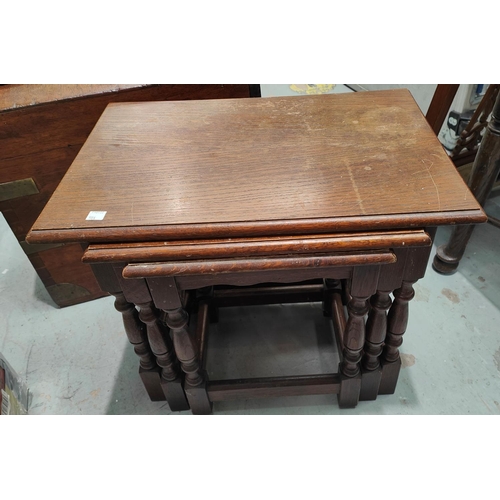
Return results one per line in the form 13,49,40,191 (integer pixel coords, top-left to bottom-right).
86,211,107,221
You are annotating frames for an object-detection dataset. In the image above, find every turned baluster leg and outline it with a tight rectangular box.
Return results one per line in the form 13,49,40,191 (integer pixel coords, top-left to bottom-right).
341,297,370,377
433,92,500,274
89,263,164,401
384,282,415,365
358,246,409,400
114,268,190,404
378,242,433,395
165,307,212,415
338,266,380,408
378,281,415,394
364,292,392,370
112,292,165,401
137,302,189,411
359,290,392,400
147,277,212,415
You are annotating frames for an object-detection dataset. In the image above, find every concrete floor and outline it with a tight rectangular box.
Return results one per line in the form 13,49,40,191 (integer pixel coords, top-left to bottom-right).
1,84,499,415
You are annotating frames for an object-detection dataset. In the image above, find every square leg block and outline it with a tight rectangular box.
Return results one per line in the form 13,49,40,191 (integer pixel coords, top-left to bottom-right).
378,358,402,395
139,366,166,402
337,369,361,409
359,366,382,401
161,377,190,412
185,382,213,415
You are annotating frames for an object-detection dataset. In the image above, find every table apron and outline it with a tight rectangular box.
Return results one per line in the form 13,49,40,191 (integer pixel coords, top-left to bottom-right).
122,251,396,279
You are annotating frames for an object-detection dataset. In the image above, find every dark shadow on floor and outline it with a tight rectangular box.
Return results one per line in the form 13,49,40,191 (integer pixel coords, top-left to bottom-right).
32,274,59,308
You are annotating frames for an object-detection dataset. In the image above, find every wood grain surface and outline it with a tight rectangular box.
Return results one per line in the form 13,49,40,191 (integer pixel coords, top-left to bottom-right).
122,251,397,278
0,84,146,111
28,89,485,243
2,84,251,306
82,230,431,262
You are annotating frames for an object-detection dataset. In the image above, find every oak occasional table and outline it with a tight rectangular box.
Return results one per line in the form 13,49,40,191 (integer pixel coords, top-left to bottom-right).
27,90,486,414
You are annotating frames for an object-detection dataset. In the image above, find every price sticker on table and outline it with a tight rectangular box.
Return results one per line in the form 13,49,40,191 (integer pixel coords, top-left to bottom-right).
86,211,107,221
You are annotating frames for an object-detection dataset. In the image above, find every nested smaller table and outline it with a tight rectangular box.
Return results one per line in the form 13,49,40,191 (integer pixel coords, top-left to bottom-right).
27,90,486,414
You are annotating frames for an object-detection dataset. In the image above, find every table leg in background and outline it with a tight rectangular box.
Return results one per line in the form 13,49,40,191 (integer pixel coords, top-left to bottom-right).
338,265,380,408
433,92,500,274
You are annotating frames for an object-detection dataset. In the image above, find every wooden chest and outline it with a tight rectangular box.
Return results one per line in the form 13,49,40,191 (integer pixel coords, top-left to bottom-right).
0,84,255,307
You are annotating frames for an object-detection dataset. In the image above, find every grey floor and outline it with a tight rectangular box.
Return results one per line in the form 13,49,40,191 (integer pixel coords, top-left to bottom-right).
1,192,500,415
1,83,499,415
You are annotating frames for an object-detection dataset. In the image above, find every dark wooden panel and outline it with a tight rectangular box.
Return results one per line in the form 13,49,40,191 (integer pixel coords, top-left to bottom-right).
212,283,324,307
425,84,459,135
90,263,121,293
0,85,251,159
207,374,340,401
1,84,251,306
28,90,485,243
0,146,81,239
0,84,145,111
175,267,353,289
113,267,152,304
29,243,106,306
146,277,183,310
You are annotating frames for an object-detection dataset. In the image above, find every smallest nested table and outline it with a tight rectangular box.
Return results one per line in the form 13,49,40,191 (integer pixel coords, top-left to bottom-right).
27,91,485,414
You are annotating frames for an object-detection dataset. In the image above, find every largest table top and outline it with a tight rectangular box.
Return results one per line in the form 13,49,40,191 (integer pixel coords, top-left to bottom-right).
28,89,485,244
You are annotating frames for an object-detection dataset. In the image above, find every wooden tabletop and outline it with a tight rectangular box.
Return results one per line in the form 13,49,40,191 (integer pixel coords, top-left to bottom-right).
28,89,485,244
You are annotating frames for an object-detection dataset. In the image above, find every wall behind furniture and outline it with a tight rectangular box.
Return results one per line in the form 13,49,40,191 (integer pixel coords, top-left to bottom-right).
347,84,438,114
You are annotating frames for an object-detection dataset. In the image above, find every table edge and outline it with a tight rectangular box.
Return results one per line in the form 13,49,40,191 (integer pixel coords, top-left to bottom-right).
26,209,487,245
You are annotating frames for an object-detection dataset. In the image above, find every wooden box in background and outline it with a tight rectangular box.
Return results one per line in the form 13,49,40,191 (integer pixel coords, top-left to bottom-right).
0,84,257,307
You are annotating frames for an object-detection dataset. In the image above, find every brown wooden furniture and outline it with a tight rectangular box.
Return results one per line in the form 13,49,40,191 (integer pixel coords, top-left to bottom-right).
425,84,460,135
433,90,500,274
27,90,486,413
0,84,254,307
449,85,500,167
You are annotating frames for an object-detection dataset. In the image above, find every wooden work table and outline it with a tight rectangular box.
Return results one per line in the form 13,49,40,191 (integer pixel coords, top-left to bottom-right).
27,89,486,413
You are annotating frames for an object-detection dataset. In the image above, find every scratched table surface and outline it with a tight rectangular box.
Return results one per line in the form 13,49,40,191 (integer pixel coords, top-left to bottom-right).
28,89,485,244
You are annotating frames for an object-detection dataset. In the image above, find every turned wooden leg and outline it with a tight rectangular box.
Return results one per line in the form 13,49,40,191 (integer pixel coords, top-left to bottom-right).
433,225,476,274
359,290,392,400
338,294,369,408
377,242,433,396
137,302,189,411
338,266,380,408
112,292,165,401
165,307,212,415
360,247,409,401
378,280,416,395
433,92,500,274
146,276,212,414
89,264,165,402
